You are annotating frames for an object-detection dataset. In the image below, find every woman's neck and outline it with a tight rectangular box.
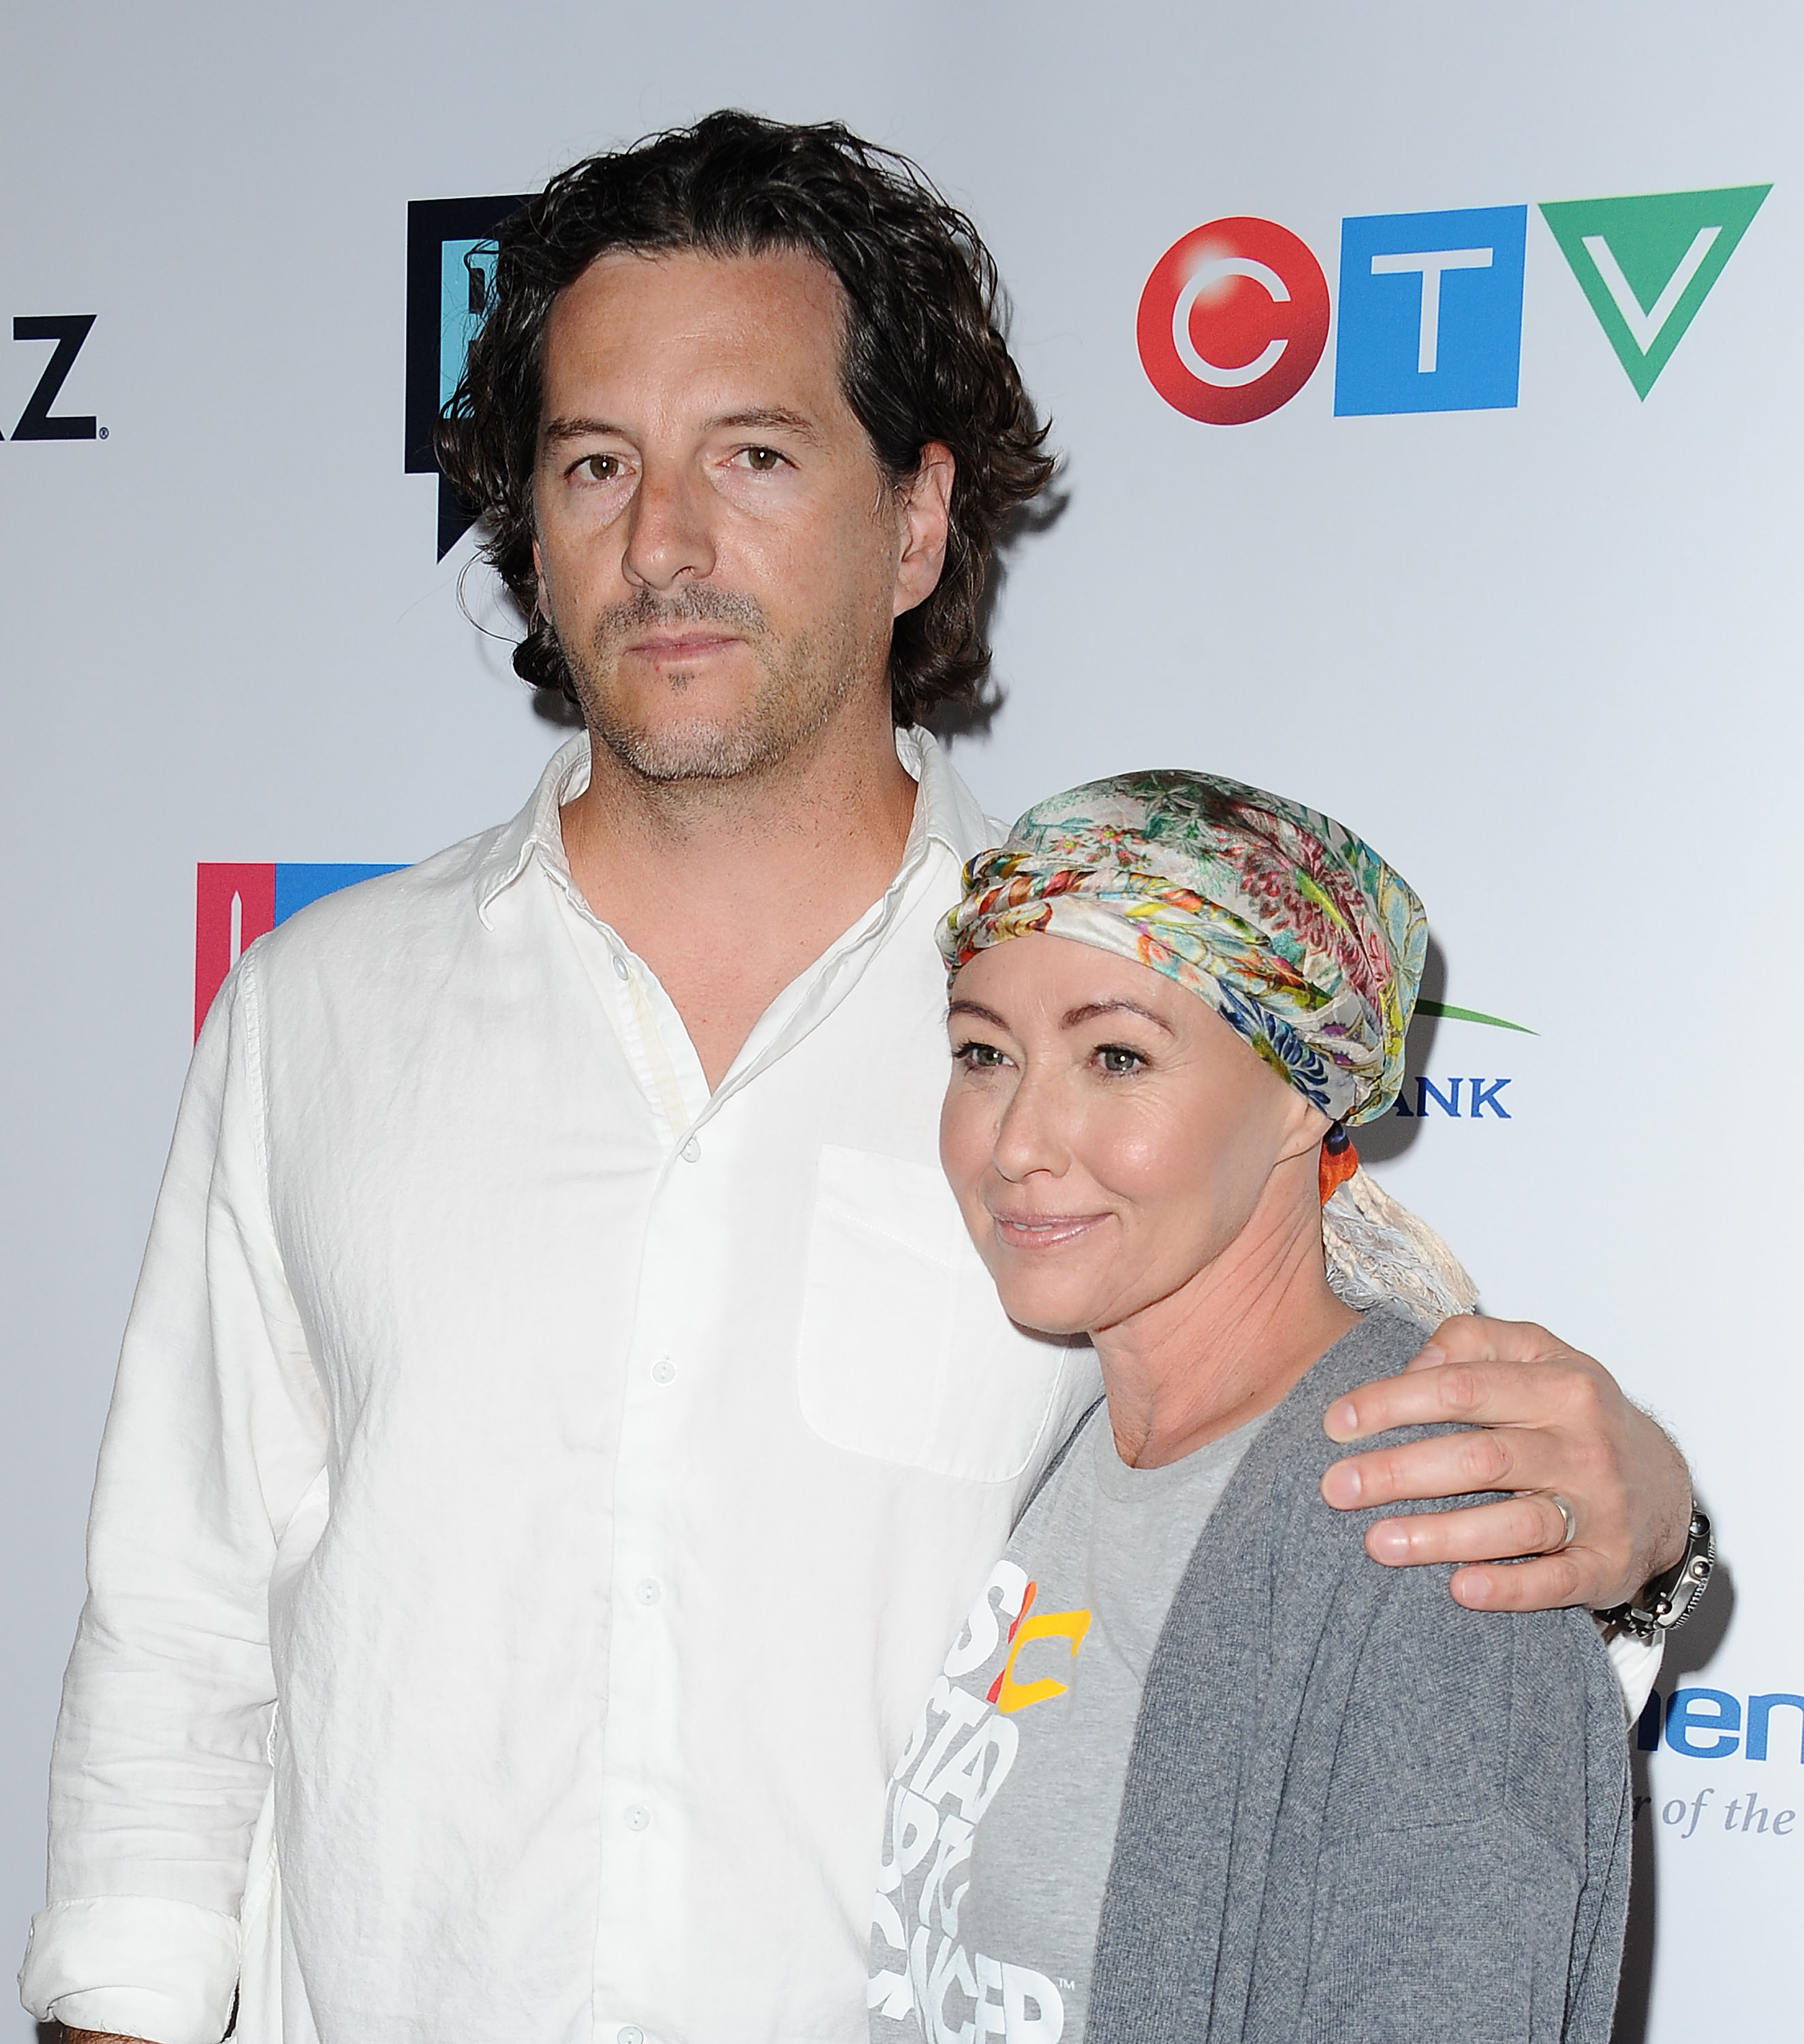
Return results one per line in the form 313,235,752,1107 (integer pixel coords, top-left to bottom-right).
1094,1166,1359,1470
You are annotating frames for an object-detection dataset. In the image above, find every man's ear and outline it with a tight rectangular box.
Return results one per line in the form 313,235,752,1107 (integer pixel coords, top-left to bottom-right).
892,442,955,619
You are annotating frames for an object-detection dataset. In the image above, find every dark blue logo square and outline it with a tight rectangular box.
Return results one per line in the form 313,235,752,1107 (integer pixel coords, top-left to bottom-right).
1334,205,1528,416
405,195,529,557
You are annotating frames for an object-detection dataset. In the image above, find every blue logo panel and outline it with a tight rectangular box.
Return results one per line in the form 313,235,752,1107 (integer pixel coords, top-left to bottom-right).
1335,206,1528,416
405,195,529,557
273,864,405,925
439,238,501,413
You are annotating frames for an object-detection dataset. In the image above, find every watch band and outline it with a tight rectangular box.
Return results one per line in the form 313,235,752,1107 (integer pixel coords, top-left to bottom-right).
1599,1506,1714,1643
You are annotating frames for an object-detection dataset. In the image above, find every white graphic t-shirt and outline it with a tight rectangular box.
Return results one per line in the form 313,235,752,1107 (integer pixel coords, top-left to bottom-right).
868,1402,1267,2044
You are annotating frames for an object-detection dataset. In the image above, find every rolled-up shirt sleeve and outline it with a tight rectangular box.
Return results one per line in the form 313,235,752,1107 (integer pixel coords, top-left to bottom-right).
1606,1626,1664,1724
21,950,328,2044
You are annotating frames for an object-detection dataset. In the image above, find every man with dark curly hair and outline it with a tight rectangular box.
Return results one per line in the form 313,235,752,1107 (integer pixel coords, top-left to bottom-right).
28,112,1692,2044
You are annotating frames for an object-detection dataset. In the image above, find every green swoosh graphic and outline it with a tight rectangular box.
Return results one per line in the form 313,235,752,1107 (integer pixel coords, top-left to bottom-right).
1414,1000,1536,1036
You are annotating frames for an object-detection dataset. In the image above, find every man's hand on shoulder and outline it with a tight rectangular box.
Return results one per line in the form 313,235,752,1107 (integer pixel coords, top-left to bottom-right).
1318,1313,1692,1612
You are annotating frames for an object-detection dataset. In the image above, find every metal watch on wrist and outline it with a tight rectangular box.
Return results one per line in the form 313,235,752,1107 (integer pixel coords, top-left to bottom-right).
1598,1506,1715,1643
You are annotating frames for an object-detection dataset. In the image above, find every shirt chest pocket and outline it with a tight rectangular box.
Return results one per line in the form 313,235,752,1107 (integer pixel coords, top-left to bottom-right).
796,1145,1080,1483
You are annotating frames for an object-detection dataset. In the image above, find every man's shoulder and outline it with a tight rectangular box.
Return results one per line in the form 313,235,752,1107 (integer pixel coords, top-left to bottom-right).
243,821,514,990
245,739,580,990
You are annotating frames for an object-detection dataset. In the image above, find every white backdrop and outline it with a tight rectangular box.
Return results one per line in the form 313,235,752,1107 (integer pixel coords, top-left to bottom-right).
3,5,1799,2037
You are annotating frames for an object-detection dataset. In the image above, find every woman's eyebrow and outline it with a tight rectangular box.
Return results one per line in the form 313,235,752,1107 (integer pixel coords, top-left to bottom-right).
947,998,1010,1027
1061,998,1175,1034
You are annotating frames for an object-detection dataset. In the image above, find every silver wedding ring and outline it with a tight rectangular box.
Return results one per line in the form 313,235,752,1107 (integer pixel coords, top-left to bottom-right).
1550,1493,1578,1553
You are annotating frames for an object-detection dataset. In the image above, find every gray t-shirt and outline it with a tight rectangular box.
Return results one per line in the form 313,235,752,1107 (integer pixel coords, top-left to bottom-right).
869,1401,1269,2044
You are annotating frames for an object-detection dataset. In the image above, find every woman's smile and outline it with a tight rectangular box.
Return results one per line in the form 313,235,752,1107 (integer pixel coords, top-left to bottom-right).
988,1207,1112,1250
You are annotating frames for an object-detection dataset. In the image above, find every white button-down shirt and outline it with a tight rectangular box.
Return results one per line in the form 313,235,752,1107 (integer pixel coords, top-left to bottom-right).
22,729,1102,2044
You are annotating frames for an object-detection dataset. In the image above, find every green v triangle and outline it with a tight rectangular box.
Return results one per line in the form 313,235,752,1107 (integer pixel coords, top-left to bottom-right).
1540,183,1771,398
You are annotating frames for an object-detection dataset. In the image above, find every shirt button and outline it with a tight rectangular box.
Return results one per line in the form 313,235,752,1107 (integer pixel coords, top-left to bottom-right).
619,2028,644,2044
611,953,629,981
624,1803,651,1833
636,1578,662,1605
651,1358,676,1384
681,1136,701,1163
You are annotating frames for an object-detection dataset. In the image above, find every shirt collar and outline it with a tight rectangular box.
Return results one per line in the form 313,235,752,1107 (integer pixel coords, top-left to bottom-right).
472,724,995,927
896,723,996,868
471,734,588,926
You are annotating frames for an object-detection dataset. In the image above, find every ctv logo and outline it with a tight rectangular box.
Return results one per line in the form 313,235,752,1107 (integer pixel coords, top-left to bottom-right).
1138,183,1770,422
405,195,528,557
195,863,401,1036
1136,217,1332,424
1,315,100,439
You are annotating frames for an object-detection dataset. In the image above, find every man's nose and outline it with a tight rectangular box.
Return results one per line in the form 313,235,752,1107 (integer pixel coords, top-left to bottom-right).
621,460,716,590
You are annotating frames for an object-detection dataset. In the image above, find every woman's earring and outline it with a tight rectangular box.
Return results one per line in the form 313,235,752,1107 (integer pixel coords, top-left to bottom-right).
1319,1119,1359,1204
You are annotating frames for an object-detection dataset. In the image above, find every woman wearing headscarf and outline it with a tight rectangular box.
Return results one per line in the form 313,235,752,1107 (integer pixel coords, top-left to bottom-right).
868,771,1630,2044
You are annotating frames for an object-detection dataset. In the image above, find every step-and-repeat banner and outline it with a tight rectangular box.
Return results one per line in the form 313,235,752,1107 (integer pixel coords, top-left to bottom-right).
3,5,1798,2038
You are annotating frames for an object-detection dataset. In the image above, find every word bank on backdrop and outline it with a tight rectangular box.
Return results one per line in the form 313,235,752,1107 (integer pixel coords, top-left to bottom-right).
1137,183,1771,423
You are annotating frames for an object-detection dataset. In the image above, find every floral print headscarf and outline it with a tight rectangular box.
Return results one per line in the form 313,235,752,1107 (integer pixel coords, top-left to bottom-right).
940,771,1427,1128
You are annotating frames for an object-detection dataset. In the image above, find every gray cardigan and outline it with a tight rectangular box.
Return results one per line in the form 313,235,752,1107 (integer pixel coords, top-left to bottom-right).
1087,1307,1632,2043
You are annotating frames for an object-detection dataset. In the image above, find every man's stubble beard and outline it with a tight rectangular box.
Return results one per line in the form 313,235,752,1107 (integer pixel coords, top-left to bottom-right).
555,585,879,786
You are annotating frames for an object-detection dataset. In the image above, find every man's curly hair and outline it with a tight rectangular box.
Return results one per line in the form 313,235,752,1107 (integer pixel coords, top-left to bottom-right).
435,110,1055,728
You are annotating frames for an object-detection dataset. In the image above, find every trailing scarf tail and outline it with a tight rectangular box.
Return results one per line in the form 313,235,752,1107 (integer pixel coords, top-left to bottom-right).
1322,1165,1480,1322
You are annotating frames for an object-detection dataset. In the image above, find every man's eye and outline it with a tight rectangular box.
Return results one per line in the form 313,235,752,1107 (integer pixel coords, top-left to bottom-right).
953,1040,1008,1070
739,446,785,471
1096,1044,1146,1076
577,454,623,483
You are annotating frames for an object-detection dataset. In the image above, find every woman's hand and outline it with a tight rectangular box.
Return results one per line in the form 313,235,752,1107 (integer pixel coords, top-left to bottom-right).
1319,1313,1692,1611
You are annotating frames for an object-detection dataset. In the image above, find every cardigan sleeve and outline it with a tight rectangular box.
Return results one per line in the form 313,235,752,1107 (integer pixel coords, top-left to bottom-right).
1294,1566,1633,2044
